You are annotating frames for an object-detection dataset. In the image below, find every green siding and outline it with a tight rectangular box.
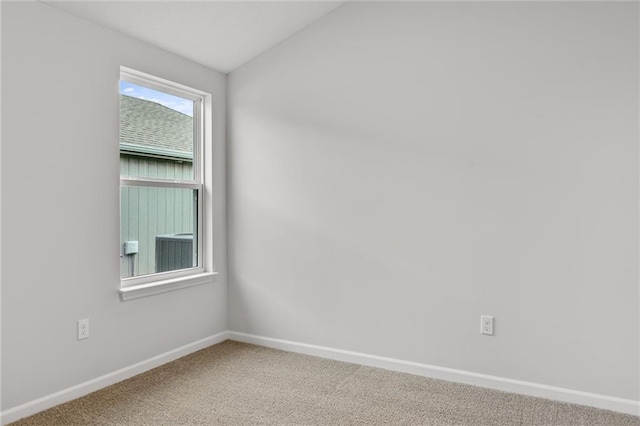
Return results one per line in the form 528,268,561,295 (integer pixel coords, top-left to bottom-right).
120,154,194,278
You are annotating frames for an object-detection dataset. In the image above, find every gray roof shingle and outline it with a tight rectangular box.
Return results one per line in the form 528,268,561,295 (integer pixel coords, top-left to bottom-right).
119,94,193,160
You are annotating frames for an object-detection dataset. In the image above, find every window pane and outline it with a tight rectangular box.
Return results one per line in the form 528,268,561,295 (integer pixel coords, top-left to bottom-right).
120,186,198,279
119,81,195,180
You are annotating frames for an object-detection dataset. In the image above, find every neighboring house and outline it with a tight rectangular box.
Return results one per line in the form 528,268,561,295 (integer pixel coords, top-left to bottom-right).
119,94,195,278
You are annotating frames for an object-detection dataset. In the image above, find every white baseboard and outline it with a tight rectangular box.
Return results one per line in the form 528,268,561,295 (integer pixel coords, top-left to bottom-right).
3,330,637,424
0,331,230,425
228,331,640,417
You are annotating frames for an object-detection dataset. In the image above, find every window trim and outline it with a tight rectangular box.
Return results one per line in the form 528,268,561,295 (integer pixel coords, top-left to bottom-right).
118,66,212,298
119,272,218,301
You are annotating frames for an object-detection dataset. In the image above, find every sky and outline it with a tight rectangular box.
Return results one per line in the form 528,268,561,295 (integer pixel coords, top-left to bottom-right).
120,81,193,117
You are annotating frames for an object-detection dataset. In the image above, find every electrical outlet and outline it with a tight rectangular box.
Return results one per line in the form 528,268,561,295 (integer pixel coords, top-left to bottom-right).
480,315,494,335
78,318,89,340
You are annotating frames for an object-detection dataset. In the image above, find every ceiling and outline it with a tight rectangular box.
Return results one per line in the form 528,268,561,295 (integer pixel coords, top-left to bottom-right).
41,1,345,74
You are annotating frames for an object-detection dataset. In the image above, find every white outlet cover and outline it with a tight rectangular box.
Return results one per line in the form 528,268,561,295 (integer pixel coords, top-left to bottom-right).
78,318,90,340
481,315,494,335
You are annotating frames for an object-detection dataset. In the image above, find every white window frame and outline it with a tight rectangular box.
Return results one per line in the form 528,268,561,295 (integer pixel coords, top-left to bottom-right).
119,67,216,300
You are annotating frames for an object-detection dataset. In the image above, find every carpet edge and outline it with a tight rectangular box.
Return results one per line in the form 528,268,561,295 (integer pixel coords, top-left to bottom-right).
0,331,230,425
227,331,640,417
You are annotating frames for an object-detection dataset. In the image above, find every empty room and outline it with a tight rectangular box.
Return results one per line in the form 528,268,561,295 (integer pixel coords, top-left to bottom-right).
1,0,639,425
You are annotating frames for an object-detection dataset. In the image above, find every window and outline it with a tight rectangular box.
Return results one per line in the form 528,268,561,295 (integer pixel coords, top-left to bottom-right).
119,67,214,300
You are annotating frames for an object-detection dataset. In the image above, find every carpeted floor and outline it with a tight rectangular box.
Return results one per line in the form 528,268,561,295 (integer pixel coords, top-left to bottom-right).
10,340,640,425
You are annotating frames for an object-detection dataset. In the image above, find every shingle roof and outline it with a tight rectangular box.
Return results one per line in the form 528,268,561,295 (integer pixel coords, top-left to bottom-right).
119,94,193,160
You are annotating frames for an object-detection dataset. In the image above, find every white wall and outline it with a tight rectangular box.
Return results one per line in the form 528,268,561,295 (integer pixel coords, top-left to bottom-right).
228,2,639,401
1,2,227,410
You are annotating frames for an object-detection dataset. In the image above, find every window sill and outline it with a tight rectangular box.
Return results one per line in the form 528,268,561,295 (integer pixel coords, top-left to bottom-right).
119,272,218,301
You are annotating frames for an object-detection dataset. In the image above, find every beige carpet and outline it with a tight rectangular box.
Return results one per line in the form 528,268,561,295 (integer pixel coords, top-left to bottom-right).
10,341,640,425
